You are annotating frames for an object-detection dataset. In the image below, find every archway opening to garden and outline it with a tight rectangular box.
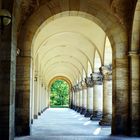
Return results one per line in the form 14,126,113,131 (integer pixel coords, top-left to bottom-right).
50,80,70,108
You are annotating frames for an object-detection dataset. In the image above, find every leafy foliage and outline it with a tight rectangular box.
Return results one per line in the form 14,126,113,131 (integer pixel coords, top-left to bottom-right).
50,80,69,107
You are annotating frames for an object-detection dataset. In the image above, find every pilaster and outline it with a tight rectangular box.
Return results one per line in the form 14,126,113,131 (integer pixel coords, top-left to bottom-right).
34,74,38,119
0,3,15,138
129,51,140,136
15,56,31,136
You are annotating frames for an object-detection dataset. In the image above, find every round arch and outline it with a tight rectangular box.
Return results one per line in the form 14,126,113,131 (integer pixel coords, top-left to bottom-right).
48,76,72,91
16,1,129,136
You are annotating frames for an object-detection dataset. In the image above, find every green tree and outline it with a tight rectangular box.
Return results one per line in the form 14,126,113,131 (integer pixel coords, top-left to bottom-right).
50,80,69,107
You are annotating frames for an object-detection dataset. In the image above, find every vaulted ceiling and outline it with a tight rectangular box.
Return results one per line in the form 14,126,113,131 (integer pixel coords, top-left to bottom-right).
32,13,107,86
14,0,137,87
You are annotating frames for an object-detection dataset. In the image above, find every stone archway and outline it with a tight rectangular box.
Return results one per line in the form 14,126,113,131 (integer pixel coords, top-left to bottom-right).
49,76,72,108
15,1,130,136
129,0,140,136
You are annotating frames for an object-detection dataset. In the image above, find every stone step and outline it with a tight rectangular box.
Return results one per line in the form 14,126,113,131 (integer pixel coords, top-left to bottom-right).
15,136,140,140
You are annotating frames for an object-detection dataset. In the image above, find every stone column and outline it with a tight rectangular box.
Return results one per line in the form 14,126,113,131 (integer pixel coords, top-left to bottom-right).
47,90,50,108
34,76,38,119
84,75,94,117
79,86,83,114
90,72,103,120
71,88,74,109
45,89,47,108
79,88,83,112
43,87,46,110
69,88,73,109
37,78,41,115
48,90,50,108
41,84,45,112
80,80,87,114
44,87,48,111
129,51,140,136
72,89,75,109
41,83,44,113
43,87,46,111
73,86,77,111
31,71,34,124
99,65,112,126
77,83,82,112
76,86,80,112
15,56,31,136
46,89,49,108
74,85,79,111
41,83,45,113
45,88,47,108
47,89,49,108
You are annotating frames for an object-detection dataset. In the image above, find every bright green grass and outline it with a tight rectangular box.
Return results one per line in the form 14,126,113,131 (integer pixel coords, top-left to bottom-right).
50,105,69,108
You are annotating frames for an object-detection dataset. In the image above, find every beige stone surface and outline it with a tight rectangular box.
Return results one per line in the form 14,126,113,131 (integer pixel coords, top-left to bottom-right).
0,0,140,139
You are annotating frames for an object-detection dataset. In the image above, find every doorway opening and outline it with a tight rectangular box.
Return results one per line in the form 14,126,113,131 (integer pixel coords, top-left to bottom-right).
50,80,70,108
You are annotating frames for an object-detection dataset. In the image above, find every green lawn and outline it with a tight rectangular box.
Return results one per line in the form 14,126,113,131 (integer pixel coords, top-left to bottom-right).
50,105,69,108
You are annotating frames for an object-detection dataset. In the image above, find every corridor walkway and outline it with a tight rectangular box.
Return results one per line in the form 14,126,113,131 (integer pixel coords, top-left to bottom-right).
15,108,140,140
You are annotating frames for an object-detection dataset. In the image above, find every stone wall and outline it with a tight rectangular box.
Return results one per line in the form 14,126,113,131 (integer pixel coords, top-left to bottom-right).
0,0,16,139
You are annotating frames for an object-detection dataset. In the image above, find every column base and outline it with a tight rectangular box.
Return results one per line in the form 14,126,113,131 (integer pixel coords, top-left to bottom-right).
77,107,82,113
42,107,48,112
84,109,92,117
34,114,38,119
76,106,80,112
31,119,33,124
74,106,78,111
99,114,112,126
80,107,86,115
70,104,74,109
15,125,30,136
90,111,102,121
72,105,76,110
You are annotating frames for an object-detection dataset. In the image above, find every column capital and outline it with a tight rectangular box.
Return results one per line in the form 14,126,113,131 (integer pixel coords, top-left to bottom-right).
34,71,38,81
34,76,38,81
128,50,140,57
85,74,94,87
100,65,112,81
73,86,76,92
41,83,44,87
81,80,87,89
73,84,79,92
92,72,103,85
38,75,42,81
78,82,83,91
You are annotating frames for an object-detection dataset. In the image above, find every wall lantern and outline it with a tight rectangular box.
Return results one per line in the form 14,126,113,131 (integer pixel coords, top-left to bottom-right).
0,9,11,32
16,48,20,56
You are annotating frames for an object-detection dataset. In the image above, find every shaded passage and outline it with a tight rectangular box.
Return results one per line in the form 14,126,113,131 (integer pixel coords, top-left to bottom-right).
15,109,139,140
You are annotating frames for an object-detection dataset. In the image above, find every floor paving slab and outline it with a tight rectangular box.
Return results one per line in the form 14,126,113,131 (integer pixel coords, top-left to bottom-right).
15,108,140,140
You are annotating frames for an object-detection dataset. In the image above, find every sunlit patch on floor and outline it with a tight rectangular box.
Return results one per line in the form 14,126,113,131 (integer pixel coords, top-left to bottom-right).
83,121,91,126
73,114,80,118
78,117,84,121
93,127,101,135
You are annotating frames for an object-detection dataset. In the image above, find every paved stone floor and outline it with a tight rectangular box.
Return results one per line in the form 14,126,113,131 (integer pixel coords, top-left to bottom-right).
15,108,140,140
